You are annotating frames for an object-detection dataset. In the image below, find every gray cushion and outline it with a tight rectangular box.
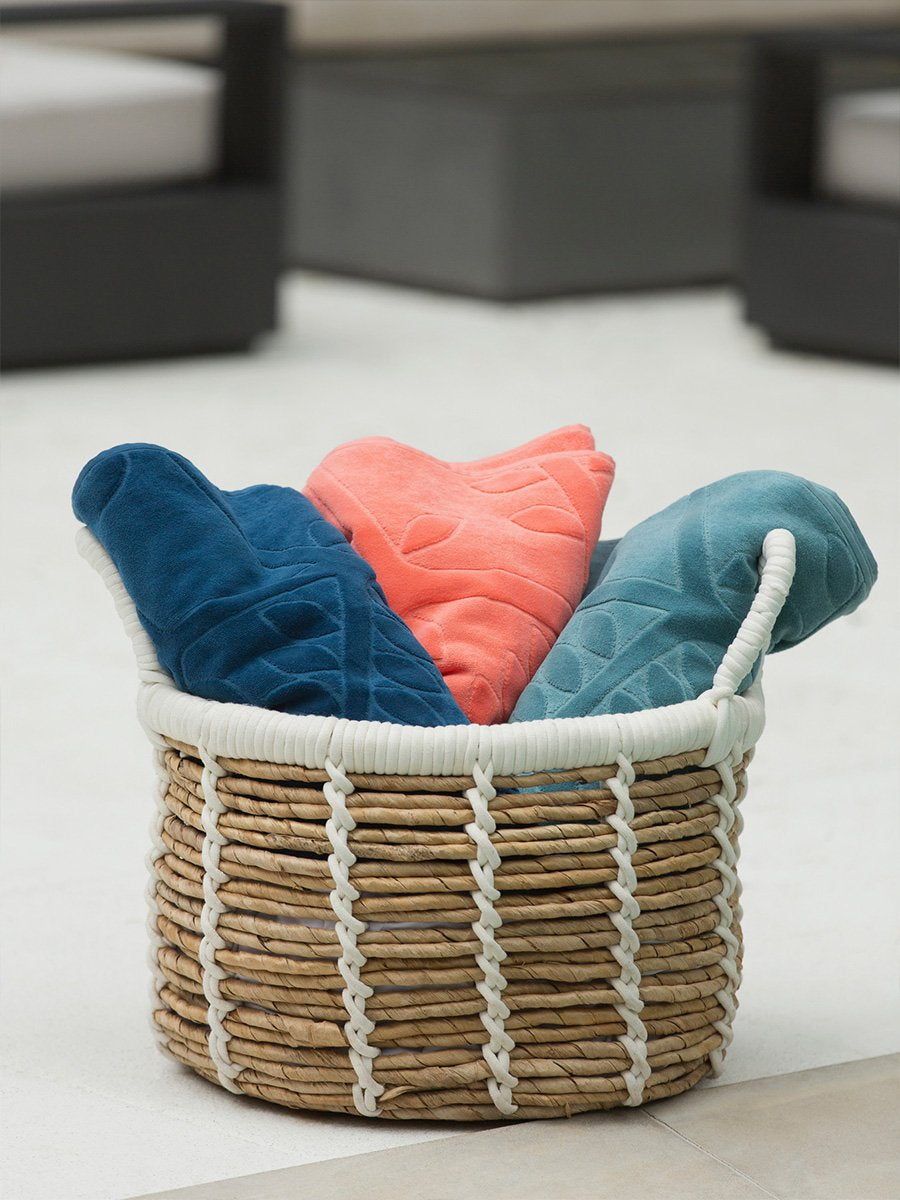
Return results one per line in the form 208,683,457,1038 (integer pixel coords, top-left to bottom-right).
818,89,900,208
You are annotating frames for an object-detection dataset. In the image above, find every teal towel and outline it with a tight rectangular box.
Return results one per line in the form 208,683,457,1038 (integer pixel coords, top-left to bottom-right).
586,538,621,593
512,471,877,720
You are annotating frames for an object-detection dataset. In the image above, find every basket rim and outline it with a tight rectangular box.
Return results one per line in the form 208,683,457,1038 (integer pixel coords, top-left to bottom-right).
77,525,797,776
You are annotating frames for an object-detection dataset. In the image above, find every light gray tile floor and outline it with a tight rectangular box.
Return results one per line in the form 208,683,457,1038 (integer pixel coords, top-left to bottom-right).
2,275,897,1200
648,1054,900,1200
130,1055,900,1200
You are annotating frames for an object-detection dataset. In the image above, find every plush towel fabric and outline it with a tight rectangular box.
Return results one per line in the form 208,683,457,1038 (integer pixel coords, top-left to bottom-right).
512,471,877,720
305,427,615,724
73,444,468,725
586,538,622,594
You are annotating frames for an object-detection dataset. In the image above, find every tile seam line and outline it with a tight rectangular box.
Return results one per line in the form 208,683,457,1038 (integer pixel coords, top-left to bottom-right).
639,1110,781,1199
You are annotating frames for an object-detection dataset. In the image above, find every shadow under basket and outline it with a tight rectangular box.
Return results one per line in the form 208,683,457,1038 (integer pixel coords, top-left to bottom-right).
78,526,797,1121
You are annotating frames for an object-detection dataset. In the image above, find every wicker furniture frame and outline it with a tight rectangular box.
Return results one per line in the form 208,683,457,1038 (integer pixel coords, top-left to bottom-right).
78,526,796,1120
742,27,900,364
0,1,285,369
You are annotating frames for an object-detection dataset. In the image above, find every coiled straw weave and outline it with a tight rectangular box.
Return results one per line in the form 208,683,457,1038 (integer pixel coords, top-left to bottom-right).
78,526,796,1121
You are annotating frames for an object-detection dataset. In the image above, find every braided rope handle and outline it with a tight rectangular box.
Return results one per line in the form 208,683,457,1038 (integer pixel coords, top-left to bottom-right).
712,528,797,698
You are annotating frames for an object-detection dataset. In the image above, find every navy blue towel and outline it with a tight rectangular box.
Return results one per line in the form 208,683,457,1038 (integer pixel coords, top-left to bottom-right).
73,444,468,725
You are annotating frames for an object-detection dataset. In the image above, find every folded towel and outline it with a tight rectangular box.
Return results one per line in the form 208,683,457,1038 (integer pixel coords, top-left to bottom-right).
512,471,877,720
304,427,615,724
587,538,622,593
73,444,468,725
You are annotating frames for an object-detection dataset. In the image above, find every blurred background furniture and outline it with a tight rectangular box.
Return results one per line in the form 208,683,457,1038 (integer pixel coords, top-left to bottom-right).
741,28,900,363
11,1,898,57
287,26,900,299
288,38,746,299
280,1,900,298
818,87,900,207
0,0,285,369
2,1,899,363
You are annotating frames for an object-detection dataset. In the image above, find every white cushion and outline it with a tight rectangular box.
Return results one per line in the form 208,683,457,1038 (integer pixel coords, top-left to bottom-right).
0,38,220,195
1,0,898,55
818,89,900,208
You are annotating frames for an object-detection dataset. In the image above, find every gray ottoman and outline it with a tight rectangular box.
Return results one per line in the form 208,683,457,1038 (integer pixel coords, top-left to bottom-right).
286,38,746,298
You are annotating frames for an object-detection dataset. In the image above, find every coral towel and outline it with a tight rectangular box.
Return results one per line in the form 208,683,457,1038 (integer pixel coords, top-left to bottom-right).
304,426,615,723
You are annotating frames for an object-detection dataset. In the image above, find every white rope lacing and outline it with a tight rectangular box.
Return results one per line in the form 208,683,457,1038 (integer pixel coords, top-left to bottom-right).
323,757,384,1116
145,736,173,1051
465,760,519,1116
708,745,744,1075
607,753,651,1105
197,743,242,1093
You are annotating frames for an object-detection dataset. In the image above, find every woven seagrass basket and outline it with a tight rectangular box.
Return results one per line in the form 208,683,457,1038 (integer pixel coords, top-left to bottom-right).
78,526,796,1121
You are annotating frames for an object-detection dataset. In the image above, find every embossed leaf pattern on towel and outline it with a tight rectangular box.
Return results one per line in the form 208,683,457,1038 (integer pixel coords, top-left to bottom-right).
72,444,468,725
513,470,878,721
305,427,615,724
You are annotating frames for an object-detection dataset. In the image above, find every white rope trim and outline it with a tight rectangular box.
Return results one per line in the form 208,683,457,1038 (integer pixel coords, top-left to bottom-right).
712,529,797,697
145,738,172,1051
708,747,744,1076
607,754,651,1105
323,757,384,1117
75,525,796,777
196,744,242,1093
465,761,519,1116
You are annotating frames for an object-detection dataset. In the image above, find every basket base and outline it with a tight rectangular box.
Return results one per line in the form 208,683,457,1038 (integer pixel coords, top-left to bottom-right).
154,1008,719,1121
148,740,746,1121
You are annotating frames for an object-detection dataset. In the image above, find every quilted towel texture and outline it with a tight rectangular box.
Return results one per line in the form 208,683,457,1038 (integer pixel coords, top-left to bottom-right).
587,538,622,593
72,444,468,725
512,471,877,721
304,426,616,724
